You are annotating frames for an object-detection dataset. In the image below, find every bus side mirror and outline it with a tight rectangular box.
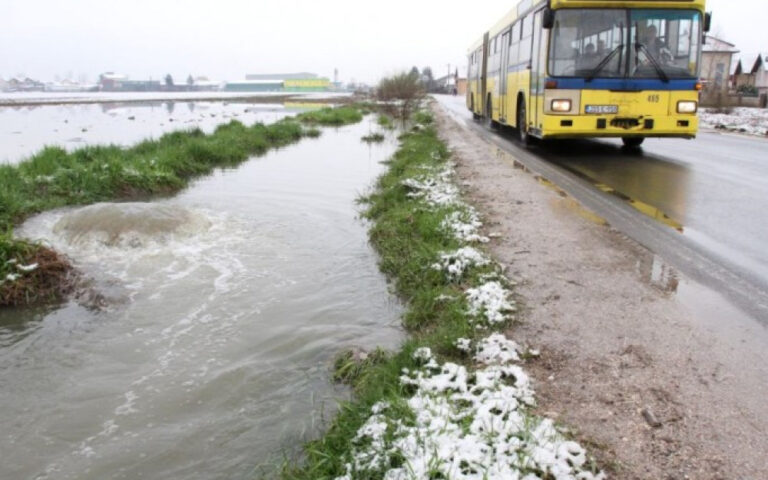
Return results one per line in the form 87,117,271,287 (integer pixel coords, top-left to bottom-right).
543,8,554,29
704,12,712,32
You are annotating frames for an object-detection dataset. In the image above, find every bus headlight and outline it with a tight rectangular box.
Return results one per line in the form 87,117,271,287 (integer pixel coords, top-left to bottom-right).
677,101,698,113
551,99,572,112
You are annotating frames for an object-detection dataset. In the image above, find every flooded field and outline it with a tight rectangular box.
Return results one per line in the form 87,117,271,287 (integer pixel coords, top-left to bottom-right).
0,100,317,164
0,109,402,479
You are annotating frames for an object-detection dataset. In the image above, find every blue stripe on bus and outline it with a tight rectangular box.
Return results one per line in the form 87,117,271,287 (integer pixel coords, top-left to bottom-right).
549,78,698,91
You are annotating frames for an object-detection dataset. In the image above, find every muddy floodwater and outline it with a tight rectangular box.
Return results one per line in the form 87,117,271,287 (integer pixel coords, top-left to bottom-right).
0,100,317,164
0,110,402,479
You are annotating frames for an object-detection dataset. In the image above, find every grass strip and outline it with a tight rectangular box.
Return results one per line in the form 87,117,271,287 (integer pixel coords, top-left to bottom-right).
0,106,365,306
283,112,604,480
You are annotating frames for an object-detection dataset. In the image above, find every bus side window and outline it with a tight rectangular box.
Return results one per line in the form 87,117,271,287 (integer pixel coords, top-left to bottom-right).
510,22,521,66
520,15,533,64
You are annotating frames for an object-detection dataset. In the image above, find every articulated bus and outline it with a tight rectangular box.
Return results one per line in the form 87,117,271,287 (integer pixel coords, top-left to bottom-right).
468,0,710,147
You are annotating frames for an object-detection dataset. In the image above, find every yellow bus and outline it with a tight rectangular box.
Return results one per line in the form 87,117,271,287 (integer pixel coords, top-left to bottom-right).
467,0,710,147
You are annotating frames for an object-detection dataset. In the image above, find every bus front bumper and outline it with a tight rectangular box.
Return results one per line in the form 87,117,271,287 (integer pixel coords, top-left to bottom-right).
536,114,698,140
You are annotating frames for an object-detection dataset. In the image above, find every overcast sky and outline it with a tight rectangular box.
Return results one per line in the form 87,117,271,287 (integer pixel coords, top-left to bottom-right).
1,0,765,84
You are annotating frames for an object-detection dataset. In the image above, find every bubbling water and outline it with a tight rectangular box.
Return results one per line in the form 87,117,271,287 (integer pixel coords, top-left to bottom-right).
52,202,213,248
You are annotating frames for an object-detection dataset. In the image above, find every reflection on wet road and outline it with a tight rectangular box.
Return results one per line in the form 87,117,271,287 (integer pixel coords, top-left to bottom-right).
531,140,690,231
435,94,768,322
531,134,768,283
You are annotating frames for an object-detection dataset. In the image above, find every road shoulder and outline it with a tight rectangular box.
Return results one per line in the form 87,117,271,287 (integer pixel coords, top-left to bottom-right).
433,100,768,479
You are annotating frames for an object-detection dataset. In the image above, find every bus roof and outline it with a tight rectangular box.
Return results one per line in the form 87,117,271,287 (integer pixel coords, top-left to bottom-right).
550,0,706,11
489,8,519,37
468,36,484,52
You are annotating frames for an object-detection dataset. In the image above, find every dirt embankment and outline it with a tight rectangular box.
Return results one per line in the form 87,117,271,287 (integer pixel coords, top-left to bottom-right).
433,103,768,479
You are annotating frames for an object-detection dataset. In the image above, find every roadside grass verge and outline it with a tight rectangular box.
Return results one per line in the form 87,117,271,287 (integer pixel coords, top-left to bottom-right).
283,112,604,480
0,106,365,306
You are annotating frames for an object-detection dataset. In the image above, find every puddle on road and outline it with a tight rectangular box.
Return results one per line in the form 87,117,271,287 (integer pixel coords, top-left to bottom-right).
1,117,403,480
494,143,765,334
635,252,768,357
495,147,609,227
534,139,691,228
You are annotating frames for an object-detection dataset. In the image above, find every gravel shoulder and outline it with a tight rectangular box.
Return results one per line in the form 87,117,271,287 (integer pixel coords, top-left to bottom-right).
433,101,768,479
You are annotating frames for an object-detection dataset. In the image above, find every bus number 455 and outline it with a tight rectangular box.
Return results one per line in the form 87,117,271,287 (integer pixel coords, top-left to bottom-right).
647,94,660,103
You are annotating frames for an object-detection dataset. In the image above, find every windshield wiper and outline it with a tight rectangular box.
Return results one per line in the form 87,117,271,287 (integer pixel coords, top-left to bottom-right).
635,43,670,83
586,44,624,82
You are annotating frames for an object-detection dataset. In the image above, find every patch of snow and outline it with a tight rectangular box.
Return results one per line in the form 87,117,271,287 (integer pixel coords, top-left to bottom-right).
17,263,39,272
456,338,472,352
442,209,489,243
337,337,604,480
699,108,768,137
432,247,491,281
466,281,517,325
402,166,460,207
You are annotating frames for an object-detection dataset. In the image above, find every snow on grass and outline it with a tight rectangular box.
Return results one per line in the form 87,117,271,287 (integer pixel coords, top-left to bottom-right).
402,165,460,208
432,247,491,281
16,263,39,272
700,107,768,137
337,338,605,480
442,209,490,244
466,281,517,325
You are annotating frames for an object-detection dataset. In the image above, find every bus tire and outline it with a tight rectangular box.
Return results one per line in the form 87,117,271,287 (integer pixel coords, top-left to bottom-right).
622,137,645,148
517,96,530,145
486,97,498,130
471,95,481,120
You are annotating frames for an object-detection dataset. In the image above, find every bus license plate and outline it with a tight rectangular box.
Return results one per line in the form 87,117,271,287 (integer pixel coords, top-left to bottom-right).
585,105,618,114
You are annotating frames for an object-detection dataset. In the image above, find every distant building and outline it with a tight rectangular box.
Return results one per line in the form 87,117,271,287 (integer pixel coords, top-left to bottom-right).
190,77,223,91
224,80,284,92
245,72,318,81
284,78,330,92
120,80,162,92
99,73,129,91
700,36,739,94
5,77,45,92
98,73,163,92
45,79,98,92
227,73,330,92
734,54,768,107
457,77,468,96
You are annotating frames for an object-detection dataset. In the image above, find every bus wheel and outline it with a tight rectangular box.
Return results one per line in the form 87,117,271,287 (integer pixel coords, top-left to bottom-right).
517,99,530,144
486,98,498,130
622,137,645,148
471,96,481,121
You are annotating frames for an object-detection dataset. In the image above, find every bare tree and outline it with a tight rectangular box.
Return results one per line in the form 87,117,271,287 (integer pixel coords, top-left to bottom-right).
377,72,426,119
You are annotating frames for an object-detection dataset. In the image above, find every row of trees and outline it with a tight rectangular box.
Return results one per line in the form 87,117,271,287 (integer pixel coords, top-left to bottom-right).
163,74,197,87
408,66,453,93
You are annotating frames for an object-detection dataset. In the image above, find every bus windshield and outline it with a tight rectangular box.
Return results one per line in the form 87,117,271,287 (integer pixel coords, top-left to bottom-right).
548,9,702,79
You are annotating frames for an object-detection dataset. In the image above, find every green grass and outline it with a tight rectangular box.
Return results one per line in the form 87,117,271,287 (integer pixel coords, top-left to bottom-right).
0,106,365,306
361,133,386,144
282,115,510,479
376,114,395,130
296,106,364,126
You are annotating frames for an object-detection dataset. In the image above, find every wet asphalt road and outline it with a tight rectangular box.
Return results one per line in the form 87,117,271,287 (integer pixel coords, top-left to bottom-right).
435,95,768,323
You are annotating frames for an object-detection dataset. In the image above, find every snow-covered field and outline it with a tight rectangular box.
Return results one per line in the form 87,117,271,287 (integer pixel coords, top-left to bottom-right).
699,107,768,137
0,91,351,106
